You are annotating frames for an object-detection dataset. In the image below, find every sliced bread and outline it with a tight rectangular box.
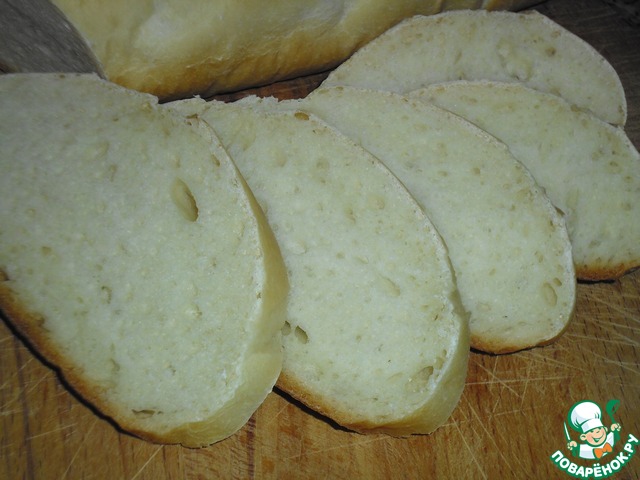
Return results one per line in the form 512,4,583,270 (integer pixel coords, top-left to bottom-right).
173,97,470,435
322,10,626,126
286,86,576,354
0,73,289,447
411,81,640,280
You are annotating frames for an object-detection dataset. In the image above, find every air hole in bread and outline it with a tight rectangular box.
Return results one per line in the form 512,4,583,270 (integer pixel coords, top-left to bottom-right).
368,195,386,210
344,207,356,224
108,358,120,374
435,352,446,371
294,326,309,344
282,321,292,336
316,157,330,173
171,178,198,222
542,282,558,307
132,409,162,418
274,152,288,167
100,286,112,304
379,275,401,297
108,164,117,181
406,366,434,393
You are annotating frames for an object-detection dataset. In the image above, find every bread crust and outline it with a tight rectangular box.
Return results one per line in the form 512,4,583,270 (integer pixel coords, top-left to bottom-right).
0,278,127,431
48,0,540,100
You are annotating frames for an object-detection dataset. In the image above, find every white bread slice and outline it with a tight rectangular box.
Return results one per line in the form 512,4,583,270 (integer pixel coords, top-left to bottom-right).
322,10,627,126
411,81,640,281
172,97,469,436
0,73,288,447
286,86,576,354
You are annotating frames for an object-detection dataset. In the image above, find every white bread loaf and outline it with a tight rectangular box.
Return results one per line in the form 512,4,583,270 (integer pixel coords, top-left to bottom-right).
286,86,576,354
322,10,627,126
0,73,288,447
40,0,540,100
172,97,470,435
412,81,640,281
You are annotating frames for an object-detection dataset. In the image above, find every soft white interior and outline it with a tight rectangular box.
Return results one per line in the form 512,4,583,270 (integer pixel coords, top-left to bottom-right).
413,81,640,278
296,86,575,352
323,10,626,125
0,74,281,434
194,100,468,424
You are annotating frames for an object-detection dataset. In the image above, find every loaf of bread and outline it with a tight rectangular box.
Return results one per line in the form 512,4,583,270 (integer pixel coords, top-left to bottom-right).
0,73,289,447
322,10,627,126
39,0,541,100
171,97,470,435
412,81,640,281
285,86,576,354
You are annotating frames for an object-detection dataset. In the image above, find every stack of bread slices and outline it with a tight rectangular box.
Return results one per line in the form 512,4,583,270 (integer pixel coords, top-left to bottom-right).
0,10,638,447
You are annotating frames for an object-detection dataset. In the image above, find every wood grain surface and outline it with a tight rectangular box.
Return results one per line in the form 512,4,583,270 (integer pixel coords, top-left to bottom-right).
2,0,639,478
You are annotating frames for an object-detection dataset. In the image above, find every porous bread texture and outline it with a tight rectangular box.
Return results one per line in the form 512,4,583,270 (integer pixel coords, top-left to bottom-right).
412,81,640,281
173,97,470,435
49,0,539,100
291,86,576,354
322,10,627,126
0,73,288,447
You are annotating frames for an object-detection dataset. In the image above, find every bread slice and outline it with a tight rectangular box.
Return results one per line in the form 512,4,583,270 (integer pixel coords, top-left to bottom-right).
322,10,626,126
172,97,469,436
286,86,576,354
412,81,640,280
0,73,289,447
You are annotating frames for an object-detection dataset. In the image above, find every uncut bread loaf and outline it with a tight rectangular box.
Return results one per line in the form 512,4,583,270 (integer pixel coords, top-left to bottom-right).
17,0,543,100
0,73,288,447
412,81,640,281
288,86,576,354
322,10,626,126
172,97,470,435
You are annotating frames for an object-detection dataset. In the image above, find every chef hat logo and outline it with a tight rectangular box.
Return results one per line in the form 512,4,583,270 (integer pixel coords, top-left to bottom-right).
568,400,604,434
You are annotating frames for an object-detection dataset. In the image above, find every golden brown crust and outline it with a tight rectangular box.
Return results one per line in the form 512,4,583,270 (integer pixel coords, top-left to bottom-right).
276,304,470,436
275,372,377,435
576,264,640,282
1,279,176,444
0,274,285,447
49,0,541,100
0,277,133,435
470,325,569,355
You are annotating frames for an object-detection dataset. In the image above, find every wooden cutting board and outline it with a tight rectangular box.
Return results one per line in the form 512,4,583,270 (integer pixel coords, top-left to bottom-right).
1,0,639,478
